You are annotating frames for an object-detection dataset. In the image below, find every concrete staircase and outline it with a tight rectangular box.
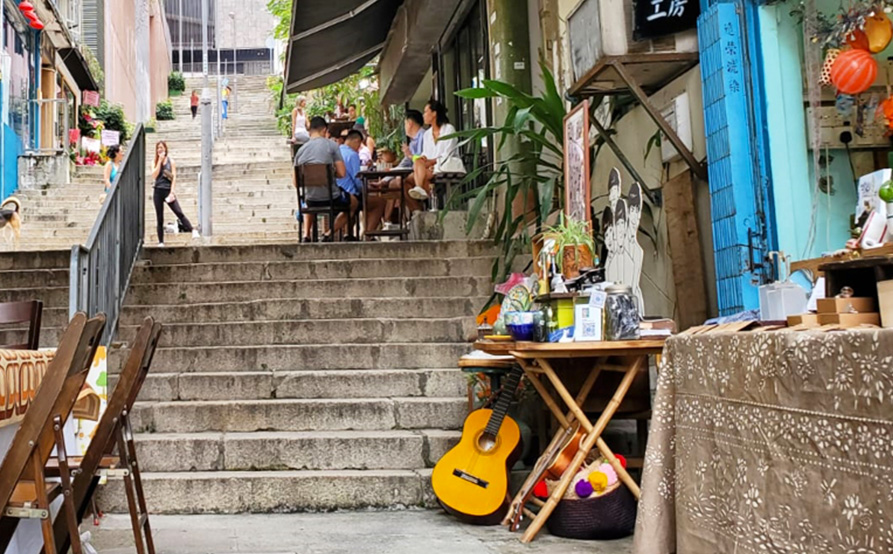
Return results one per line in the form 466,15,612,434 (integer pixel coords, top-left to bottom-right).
0,250,72,348
98,240,492,513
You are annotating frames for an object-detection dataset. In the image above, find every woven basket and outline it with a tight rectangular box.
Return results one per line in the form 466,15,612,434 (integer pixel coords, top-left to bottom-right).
545,484,637,540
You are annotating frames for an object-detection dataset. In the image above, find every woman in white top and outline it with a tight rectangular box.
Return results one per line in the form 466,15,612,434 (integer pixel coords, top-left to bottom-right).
408,99,465,201
292,96,310,145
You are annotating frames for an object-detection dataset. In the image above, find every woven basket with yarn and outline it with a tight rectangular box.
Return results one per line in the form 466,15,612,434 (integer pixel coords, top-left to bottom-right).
545,481,637,540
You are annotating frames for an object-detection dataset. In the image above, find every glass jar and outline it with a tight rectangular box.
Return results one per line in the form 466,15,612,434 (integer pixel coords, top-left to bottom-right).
604,284,640,341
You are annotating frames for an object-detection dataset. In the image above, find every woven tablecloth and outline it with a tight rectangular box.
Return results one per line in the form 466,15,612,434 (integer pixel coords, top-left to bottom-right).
635,330,893,553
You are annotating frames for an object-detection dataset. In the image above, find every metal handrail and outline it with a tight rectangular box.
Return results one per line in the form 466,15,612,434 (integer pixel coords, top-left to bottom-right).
69,124,146,345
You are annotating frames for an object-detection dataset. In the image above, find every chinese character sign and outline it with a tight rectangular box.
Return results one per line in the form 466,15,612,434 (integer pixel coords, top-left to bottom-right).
635,0,699,39
563,100,591,226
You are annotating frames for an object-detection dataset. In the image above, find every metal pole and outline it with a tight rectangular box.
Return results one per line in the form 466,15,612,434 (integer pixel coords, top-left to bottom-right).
231,13,237,109
201,0,209,88
216,49,222,138
178,0,183,73
200,92,213,236
200,0,212,236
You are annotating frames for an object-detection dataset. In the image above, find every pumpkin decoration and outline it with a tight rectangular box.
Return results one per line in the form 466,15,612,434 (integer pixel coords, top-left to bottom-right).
879,94,893,129
821,48,842,86
864,12,893,53
831,48,878,94
847,29,871,51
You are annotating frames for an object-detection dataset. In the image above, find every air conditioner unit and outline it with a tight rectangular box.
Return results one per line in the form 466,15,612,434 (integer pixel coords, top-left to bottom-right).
660,92,692,163
567,0,699,83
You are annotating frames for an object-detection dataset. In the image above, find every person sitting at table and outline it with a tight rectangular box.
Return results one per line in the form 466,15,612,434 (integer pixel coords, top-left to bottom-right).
295,116,348,243
407,99,465,201
340,130,388,238
375,109,426,217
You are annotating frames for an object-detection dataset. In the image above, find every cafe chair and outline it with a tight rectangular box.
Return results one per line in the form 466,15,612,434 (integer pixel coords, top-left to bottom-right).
296,164,355,242
0,300,44,350
47,317,162,554
0,312,106,554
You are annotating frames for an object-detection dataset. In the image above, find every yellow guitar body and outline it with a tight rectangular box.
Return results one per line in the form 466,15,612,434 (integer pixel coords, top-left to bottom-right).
431,409,522,525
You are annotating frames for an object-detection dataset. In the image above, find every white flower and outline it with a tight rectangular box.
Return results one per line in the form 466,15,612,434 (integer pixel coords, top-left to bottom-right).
842,495,865,528
743,485,762,509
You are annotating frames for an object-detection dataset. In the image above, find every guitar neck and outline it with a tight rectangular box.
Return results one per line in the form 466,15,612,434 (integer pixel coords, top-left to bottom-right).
484,366,523,436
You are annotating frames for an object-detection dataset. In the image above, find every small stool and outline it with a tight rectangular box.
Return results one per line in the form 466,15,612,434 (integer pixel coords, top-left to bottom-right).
458,356,515,412
430,172,466,211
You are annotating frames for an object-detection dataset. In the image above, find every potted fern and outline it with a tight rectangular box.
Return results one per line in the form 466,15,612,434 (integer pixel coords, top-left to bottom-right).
547,214,595,279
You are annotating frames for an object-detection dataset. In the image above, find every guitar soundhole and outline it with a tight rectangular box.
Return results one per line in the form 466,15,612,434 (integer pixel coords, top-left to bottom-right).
477,432,498,452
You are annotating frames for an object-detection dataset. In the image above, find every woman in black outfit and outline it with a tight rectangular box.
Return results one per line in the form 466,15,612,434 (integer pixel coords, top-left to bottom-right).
151,141,198,247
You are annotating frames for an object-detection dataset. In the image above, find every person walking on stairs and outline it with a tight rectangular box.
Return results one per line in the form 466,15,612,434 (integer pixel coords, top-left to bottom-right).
100,144,123,204
190,90,199,119
151,141,199,247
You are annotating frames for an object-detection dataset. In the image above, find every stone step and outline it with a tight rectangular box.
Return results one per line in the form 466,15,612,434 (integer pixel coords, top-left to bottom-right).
119,296,486,325
0,286,67,306
118,317,474,347
0,250,70,270
126,369,465,402
97,469,435,513
139,240,493,265
121,342,471,373
0,268,68,288
130,397,466,433
124,276,491,304
130,256,493,283
132,430,459,472
0,326,63,348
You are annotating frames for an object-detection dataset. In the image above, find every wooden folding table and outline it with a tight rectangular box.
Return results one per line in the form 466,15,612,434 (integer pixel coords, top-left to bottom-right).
475,339,665,543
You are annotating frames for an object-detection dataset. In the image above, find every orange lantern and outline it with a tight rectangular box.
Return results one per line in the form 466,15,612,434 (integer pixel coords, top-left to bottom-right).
880,95,893,129
847,29,871,50
830,48,878,94
864,13,893,53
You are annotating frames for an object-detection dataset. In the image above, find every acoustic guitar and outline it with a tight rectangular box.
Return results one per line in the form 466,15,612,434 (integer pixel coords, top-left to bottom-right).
432,366,523,525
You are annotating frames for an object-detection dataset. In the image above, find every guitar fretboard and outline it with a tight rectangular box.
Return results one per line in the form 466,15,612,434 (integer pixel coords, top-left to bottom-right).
484,366,523,437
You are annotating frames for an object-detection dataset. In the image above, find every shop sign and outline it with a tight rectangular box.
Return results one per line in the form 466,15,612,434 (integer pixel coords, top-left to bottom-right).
83,90,100,107
0,350,53,428
101,130,120,146
82,136,101,153
634,0,699,40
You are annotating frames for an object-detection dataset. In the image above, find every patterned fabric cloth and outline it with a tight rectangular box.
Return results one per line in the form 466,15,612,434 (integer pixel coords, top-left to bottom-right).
635,330,893,554
0,349,55,429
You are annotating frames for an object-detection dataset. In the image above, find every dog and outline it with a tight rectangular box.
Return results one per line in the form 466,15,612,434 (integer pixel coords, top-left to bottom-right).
0,196,22,247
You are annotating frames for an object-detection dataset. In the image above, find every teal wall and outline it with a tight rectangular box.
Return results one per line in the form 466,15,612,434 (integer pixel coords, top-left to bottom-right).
1,125,23,201
758,3,886,261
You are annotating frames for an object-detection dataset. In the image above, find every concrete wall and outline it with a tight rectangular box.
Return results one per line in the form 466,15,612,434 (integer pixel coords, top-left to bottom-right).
105,0,139,120
214,0,274,49
105,0,171,123
150,1,173,114
543,0,717,320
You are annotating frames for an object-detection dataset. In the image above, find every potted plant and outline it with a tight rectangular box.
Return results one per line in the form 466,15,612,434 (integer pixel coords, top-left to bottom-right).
547,214,595,279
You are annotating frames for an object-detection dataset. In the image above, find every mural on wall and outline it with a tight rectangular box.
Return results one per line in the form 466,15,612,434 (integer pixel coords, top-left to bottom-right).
604,168,645,314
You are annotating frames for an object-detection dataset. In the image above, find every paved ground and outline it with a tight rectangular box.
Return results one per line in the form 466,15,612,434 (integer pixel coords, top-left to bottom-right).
89,510,634,553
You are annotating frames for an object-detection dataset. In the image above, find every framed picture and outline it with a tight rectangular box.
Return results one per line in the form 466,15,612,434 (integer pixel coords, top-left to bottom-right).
564,99,591,226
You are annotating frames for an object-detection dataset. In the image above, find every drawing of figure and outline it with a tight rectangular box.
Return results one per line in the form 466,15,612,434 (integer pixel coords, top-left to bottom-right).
603,205,617,281
608,198,628,287
626,183,645,314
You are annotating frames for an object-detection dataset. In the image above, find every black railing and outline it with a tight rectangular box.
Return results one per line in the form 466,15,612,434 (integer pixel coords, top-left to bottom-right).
70,125,146,345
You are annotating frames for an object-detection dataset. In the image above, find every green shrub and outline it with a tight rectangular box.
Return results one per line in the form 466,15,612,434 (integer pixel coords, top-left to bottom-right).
95,100,130,141
156,99,175,121
79,99,130,142
168,71,186,94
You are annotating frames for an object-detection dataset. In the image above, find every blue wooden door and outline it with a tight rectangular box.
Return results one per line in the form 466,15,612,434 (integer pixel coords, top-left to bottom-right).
698,1,775,316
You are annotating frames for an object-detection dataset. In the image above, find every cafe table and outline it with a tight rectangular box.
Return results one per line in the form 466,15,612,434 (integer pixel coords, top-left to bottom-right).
474,339,666,543
0,348,82,554
358,167,413,240
635,329,893,553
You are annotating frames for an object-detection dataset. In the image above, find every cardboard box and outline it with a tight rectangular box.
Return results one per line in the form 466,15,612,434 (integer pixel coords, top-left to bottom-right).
817,297,877,314
787,314,820,327
878,280,893,328
816,312,881,327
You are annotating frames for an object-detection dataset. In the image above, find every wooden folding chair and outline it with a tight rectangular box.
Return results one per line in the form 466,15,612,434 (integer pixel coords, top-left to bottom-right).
0,300,44,349
296,164,355,241
0,312,105,554
48,317,162,554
